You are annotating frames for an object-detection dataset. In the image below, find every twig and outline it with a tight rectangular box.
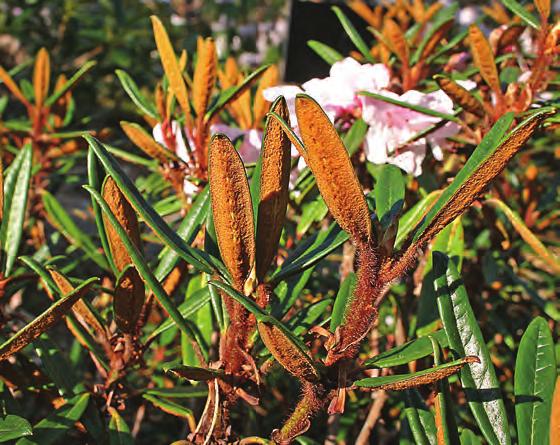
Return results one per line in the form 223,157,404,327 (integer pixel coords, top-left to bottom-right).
355,391,388,445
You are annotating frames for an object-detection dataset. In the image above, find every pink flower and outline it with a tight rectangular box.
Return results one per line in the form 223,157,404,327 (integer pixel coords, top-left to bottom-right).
210,124,262,164
263,57,391,124
361,89,461,176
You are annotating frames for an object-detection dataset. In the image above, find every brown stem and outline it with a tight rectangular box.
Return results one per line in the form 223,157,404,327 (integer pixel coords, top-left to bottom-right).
355,391,388,445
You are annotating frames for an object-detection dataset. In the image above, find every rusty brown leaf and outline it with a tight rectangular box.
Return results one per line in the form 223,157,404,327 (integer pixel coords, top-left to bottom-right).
208,134,256,294
384,18,409,66
256,98,291,282
0,65,31,107
114,265,145,333
253,65,279,126
295,94,372,246
120,121,181,164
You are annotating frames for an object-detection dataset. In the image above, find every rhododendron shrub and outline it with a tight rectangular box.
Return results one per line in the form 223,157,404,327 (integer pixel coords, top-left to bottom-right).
0,2,559,444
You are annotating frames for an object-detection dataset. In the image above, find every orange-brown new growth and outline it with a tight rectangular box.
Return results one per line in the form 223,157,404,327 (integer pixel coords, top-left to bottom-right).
253,65,279,126
33,48,50,109
208,134,256,293
256,98,291,282
0,65,30,108
193,37,217,118
121,121,180,164
469,24,501,95
102,176,142,271
295,95,372,246
384,18,409,66
436,76,484,118
150,16,192,127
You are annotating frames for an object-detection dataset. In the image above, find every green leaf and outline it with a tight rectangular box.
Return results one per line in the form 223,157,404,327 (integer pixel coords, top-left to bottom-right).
84,185,204,358
287,298,333,337
405,390,437,445
343,118,368,156
34,336,78,397
0,277,97,361
88,147,117,274
354,356,476,389
514,317,556,445
42,191,109,270
501,0,539,28
359,91,460,122
116,69,158,118
459,429,482,445
411,4,458,65
146,287,211,342
0,415,32,442
395,191,441,248
307,40,343,65
154,187,210,281
364,329,449,368
84,135,217,274
108,408,133,445
330,273,356,332
332,6,375,63
270,223,349,283
16,393,90,445
374,164,405,230
431,336,461,445
434,252,511,445
1,144,32,275
44,61,97,107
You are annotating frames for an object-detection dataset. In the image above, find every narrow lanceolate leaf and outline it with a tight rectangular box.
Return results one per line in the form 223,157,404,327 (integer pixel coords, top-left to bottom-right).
330,273,357,332
436,76,484,118
258,322,320,382
405,390,437,445
0,278,97,361
48,267,106,339
502,0,540,28
417,19,454,63
114,265,145,333
307,40,344,65
116,69,158,119
33,48,50,108
433,253,511,445
192,37,217,117
102,176,141,271
332,6,375,63
150,16,192,122
384,18,409,65
108,407,134,445
485,198,560,274
120,121,180,164
402,108,551,273
0,65,30,107
209,134,256,293
469,25,501,94
102,177,145,332
2,144,32,276
355,356,479,390
0,153,3,222
44,61,96,107
295,94,371,246
165,364,224,381
514,317,556,445
256,97,291,282
374,164,405,231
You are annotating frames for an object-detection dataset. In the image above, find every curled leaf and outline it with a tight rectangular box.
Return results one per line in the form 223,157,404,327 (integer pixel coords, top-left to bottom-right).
209,134,256,294
256,97,291,282
295,94,371,246
102,176,141,271
114,265,145,333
